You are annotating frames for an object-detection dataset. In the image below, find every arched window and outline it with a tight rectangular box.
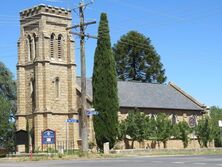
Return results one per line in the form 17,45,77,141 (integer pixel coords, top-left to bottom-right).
189,115,197,127
26,38,30,61
30,79,36,111
27,35,33,61
50,34,55,59
58,34,63,60
55,77,60,98
172,114,177,124
33,33,37,59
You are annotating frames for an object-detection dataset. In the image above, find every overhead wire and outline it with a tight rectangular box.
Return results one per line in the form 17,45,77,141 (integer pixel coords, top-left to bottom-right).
1,1,221,63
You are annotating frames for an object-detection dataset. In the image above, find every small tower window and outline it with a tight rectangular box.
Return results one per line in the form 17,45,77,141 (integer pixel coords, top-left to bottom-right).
30,79,36,111
26,39,30,61
55,77,60,98
27,35,33,61
58,34,63,60
33,33,37,60
50,34,55,59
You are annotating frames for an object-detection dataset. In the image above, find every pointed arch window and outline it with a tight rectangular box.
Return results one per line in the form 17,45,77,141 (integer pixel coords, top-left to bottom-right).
30,79,36,111
50,34,55,59
55,77,60,98
189,115,197,127
26,38,30,61
33,33,37,60
58,34,63,60
27,35,33,61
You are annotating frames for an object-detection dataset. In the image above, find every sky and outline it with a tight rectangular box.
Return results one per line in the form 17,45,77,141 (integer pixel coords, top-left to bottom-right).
0,0,221,108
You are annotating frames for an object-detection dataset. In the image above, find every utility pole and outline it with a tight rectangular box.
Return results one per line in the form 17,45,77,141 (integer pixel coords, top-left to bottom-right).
67,0,97,154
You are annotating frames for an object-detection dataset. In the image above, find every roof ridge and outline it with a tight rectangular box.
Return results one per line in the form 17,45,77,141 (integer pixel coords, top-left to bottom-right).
77,76,166,85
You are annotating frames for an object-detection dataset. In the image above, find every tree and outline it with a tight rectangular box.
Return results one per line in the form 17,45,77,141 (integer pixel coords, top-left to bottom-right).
0,62,16,152
210,106,222,147
0,62,16,101
195,116,216,148
145,115,157,148
113,31,166,83
174,121,191,148
92,13,119,150
117,119,130,149
123,111,147,148
155,113,173,148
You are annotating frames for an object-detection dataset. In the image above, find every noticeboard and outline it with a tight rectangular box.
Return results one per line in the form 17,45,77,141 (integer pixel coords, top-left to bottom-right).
15,130,28,145
42,129,56,144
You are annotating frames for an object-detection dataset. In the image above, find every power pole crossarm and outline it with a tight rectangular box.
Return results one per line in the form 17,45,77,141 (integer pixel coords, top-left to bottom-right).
66,21,96,30
70,32,98,39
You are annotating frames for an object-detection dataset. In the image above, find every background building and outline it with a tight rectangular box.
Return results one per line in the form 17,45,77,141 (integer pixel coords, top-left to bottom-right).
77,77,208,149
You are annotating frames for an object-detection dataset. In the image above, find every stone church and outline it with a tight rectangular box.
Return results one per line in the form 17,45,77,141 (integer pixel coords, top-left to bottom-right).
16,4,208,152
16,4,89,152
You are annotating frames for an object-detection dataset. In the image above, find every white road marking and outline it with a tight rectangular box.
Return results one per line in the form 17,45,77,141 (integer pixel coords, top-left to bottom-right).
193,163,206,165
172,162,185,164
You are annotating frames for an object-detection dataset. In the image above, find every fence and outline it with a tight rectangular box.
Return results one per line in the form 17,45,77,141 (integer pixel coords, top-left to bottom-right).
40,140,79,153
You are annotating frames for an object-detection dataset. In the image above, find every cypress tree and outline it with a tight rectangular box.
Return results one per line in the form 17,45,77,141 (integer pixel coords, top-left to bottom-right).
92,13,119,150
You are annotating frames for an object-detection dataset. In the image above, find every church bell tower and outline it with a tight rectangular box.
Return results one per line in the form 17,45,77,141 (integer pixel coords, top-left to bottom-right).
16,4,79,152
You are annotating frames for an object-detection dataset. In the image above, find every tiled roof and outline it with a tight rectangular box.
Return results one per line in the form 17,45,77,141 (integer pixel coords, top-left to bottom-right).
76,77,205,111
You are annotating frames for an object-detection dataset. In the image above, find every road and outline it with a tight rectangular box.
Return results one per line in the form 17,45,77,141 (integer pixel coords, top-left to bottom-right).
1,155,222,167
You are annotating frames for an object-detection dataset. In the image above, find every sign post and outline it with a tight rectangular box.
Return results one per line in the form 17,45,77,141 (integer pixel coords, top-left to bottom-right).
86,108,99,116
66,121,68,152
29,144,32,160
65,118,79,153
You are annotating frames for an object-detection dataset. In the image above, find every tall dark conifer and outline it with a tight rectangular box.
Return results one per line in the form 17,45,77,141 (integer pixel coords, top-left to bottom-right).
113,31,166,83
92,13,119,150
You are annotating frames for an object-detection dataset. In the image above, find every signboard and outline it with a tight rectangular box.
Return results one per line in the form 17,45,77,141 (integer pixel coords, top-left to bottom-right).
42,129,56,144
15,130,28,145
219,120,222,127
87,111,99,116
189,116,196,128
66,118,79,123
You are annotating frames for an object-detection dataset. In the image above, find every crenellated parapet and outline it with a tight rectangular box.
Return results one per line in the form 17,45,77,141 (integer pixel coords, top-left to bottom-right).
20,4,72,21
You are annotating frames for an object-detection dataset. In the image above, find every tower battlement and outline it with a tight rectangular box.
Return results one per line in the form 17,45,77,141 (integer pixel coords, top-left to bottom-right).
20,4,71,20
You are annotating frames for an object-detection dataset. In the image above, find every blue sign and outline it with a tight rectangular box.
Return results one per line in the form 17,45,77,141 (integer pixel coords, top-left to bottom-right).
87,111,99,116
66,118,79,123
42,129,55,144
